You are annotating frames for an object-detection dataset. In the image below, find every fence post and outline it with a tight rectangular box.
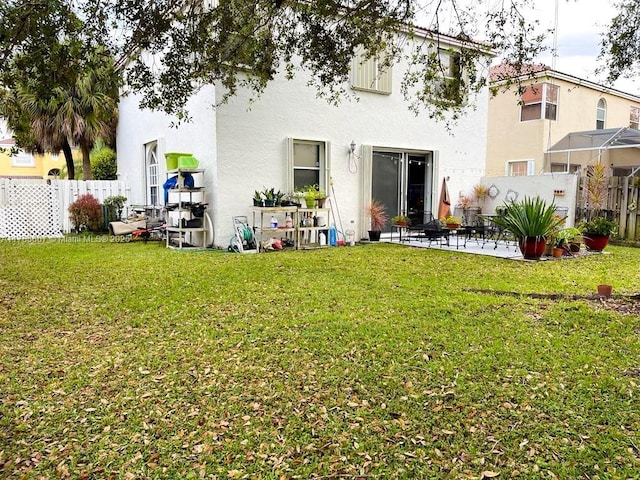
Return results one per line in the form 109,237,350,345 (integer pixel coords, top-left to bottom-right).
619,177,629,239
629,182,639,240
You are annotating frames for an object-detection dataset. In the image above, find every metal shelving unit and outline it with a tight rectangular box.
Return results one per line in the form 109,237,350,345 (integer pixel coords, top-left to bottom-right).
165,168,208,249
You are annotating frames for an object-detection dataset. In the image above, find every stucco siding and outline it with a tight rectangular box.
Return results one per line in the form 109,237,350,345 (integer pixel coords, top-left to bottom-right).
117,86,217,208
117,40,490,247
214,60,489,243
488,74,640,176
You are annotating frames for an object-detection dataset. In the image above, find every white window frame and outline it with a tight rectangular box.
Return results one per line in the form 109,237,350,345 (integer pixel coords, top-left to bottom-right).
505,159,534,177
351,47,392,95
520,83,559,122
630,106,640,129
12,153,35,167
145,141,160,206
431,48,468,107
596,98,607,130
286,138,331,193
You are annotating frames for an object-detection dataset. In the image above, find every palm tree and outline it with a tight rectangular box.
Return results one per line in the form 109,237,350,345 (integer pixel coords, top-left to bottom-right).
53,64,119,180
14,88,76,179
10,46,118,180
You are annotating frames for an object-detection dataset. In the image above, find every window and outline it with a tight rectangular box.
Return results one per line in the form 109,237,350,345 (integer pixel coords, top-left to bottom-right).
550,163,581,174
430,49,467,107
520,83,559,121
351,47,392,94
288,139,329,192
145,142,160,205
630,106,639,129
12,153,34,167
506,159,534,176
596,98,606,129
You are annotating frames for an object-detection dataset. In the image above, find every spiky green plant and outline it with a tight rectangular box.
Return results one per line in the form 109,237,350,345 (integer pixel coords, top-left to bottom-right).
492,196,566,239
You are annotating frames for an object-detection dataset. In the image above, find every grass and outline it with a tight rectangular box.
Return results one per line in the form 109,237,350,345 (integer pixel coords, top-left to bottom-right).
0,239,639,479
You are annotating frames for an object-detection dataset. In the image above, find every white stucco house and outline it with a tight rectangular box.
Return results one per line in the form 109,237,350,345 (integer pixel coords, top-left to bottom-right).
116,27,492,247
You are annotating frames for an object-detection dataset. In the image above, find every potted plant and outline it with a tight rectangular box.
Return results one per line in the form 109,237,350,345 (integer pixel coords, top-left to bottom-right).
253,190,263,207
391,214,410,227
441,215,462,228
301,184,319,208
367,200,388,241
491,196,566,260
556,227,582,252
104,195,127,222
263,187,276,207
579,217,617,251
275,190,285,206
473,184,489,204
315,189,327,208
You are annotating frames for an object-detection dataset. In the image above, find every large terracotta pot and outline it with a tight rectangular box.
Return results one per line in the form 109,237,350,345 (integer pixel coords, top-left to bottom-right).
583,233,610,252
518,236,547,260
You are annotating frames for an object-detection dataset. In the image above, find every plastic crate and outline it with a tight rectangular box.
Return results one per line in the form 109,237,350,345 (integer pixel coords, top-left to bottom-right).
165,152,191,170
177,155,199,169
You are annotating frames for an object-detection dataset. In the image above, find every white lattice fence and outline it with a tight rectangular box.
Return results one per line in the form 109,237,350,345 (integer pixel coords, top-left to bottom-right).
0,179,131,237
0,181,62,239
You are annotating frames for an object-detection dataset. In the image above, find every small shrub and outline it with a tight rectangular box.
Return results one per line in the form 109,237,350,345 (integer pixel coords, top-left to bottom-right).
69,194,103,232
103,195,127,222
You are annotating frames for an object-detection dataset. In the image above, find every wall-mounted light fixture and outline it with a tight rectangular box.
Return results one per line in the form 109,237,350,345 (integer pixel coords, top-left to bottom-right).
349,140,357,154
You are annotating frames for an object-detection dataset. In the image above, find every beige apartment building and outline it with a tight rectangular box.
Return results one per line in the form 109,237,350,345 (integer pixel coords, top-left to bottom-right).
487,64,640,177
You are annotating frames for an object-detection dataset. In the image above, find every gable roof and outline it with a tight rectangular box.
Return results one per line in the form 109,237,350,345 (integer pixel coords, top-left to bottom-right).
490,62,640,103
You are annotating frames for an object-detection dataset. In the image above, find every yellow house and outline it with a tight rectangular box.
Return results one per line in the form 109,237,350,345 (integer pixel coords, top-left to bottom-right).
487,64,640,177
0,137,66,179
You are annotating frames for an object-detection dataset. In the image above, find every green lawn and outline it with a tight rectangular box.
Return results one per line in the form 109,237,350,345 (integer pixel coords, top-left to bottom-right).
1,240,639,479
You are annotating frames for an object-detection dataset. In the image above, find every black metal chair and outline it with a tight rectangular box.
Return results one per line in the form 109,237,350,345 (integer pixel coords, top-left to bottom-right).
407,220,450,246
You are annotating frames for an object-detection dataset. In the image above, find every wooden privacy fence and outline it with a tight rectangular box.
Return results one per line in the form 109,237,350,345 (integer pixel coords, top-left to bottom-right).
0,178,130,238
577,176,640,240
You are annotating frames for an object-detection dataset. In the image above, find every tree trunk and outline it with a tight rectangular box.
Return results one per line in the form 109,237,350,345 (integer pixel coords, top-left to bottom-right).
81,142,92,180
61,139,75,180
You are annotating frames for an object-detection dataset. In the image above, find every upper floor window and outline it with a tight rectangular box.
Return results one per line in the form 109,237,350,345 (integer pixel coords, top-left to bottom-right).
596,98,606,129
351,47,392,94
12,153,34,167
520,83,559,122
428,49,467,107
630,106,639,129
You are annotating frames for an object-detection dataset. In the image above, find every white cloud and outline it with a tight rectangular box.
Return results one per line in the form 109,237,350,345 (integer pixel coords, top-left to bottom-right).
533,0,639,93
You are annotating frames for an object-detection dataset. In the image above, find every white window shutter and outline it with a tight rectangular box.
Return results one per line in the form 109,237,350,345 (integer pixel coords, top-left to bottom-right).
324,141,331,191
360,145,373,237
527,159,535,176
286,137,294,192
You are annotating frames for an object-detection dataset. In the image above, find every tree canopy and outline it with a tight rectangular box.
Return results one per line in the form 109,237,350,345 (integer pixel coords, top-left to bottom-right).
0,1,558,130
601,0,640,84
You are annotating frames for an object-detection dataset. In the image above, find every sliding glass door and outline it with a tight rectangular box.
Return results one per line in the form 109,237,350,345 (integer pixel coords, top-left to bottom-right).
372,150,434,232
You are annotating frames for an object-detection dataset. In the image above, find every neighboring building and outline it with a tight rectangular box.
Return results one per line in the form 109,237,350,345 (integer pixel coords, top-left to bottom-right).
117,28,493,246
487,63,640,177
0,136,65,179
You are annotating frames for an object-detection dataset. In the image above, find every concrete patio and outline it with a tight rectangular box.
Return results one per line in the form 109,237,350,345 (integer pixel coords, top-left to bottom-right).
385,234,597,261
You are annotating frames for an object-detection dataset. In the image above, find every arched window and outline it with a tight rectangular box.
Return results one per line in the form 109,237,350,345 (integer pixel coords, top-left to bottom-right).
596,98,607,129
145,142,159,206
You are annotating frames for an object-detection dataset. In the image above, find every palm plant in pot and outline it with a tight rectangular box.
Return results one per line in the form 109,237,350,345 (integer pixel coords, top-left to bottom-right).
491,196,566,260
580,163,616,251
367,200,388,241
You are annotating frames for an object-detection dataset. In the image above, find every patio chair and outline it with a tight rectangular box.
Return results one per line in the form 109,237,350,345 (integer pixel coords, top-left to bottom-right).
407,220,450,246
